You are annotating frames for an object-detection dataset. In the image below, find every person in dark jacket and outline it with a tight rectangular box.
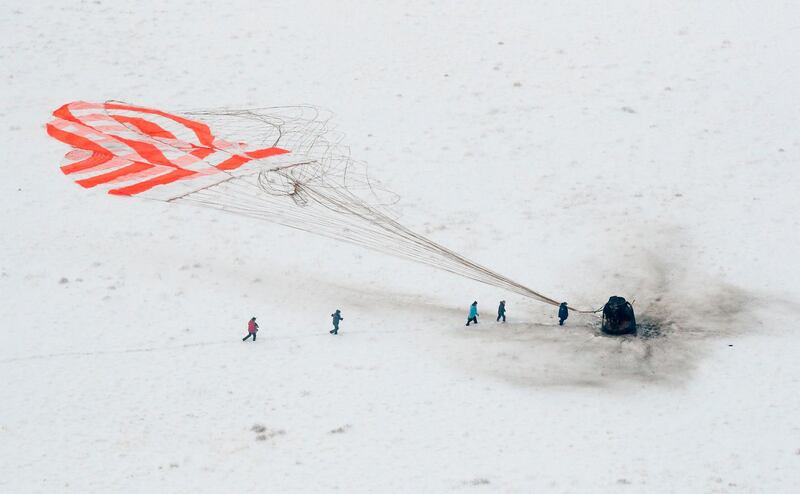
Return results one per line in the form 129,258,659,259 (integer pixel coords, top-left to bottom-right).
465,301,479,326
496,300,506,322
330,309,344,335
558,302,569,326
242,316,259,341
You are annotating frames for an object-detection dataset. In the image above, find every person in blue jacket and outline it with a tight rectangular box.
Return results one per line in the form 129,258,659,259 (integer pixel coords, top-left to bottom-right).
558,302,569,326
466,301,479,326
496,300,506,323
330,309,344,335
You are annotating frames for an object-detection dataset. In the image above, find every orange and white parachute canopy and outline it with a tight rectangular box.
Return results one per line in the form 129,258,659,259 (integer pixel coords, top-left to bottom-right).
46,101,296,200
47,101,579,310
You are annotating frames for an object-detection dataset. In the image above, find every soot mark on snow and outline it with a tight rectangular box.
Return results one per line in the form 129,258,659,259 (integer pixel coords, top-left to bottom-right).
328,424,351,434
241,226,777,388
461,478,491,487
310,278,464,318
448,242,764,388
251,424,285,442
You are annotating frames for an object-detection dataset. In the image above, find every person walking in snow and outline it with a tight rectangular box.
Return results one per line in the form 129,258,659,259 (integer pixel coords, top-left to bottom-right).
497,300,506,323
558,302,569,326
466,301,479,326
242,316,259,341
330,309,344,335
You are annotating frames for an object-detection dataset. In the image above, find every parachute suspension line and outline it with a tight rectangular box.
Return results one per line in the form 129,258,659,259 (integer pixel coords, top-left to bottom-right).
95,102,596,313
175,168,567,309
298,181,561,305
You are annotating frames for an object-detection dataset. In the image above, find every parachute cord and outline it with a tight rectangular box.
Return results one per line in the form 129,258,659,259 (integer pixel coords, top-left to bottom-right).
103,101,602,316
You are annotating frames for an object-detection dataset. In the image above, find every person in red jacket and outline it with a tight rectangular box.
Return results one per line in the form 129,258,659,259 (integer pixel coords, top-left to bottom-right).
242,316,259,341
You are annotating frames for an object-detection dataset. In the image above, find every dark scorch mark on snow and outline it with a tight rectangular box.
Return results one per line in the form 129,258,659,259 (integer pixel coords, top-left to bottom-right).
329,424,351,434
461,478,491,487
251,424,285,442
445,229,770,388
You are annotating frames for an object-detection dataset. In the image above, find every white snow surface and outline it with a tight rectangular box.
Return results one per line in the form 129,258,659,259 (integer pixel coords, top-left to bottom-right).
2,1,800,492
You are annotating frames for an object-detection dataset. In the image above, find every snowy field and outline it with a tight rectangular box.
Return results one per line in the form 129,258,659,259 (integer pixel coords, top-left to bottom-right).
2,1,800,492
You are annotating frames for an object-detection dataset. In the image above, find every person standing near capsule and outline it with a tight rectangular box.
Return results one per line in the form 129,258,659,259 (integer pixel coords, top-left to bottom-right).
330,309,344,335
496,300,506,323
558,302,569,326
465,301,479,326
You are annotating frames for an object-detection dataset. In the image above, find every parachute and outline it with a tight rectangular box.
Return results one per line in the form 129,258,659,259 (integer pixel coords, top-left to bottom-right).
47,100,590,312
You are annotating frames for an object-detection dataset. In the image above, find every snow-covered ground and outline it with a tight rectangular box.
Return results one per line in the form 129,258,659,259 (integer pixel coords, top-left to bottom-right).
2,1,800,492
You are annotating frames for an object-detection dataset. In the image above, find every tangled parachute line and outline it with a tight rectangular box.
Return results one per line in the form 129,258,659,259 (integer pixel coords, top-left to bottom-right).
47,101,591,312
176,106,564,307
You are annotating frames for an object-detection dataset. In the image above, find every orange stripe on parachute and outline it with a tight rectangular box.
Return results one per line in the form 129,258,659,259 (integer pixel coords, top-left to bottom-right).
75,162,155,188
110,115,177,140
103,101,215,148
52,102,85,127
49,101,293,196
108,168,197,196
46,123,114,175
109,134,175,168
245,147,290,159
190,147,216,160
214,155,249,171
214,147,289,171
